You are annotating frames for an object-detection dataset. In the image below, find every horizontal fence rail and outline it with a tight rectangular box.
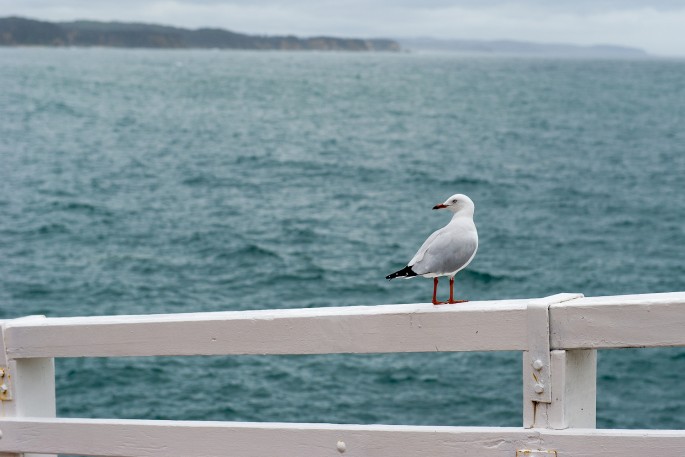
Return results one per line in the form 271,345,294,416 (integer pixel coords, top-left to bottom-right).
3,292,685,359
549,293,685,349
1,291,685,457
1,418,685,457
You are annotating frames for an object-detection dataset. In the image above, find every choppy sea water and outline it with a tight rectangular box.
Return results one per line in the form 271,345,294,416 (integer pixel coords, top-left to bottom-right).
1,48,684,430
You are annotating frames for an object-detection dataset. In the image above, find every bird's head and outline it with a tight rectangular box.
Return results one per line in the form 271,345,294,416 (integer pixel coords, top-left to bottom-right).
432,193,475,215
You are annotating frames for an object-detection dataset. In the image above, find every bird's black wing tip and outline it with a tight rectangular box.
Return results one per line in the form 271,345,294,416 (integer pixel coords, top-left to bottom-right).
386,265,418,280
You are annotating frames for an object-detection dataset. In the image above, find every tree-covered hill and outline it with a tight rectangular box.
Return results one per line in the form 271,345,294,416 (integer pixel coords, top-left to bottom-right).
0,17,400,51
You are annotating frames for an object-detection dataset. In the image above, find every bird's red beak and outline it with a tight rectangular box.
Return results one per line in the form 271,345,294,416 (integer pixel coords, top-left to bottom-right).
432,203,447,210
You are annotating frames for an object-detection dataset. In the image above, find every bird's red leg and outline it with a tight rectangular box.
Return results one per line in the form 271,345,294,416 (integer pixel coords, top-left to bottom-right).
448,277,468,304
432,277,445,305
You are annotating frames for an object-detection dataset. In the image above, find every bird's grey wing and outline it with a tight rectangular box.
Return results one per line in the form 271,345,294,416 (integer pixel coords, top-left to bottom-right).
410,229,478,276
408,227,445,267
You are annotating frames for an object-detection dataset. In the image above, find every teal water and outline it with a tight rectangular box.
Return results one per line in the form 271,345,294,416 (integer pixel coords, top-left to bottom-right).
1,48,684,429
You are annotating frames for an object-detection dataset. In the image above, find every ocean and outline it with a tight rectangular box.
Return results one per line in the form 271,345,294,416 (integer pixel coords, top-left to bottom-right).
1,48,684,429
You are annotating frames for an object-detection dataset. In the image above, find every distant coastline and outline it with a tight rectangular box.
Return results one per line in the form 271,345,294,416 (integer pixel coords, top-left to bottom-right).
0,17,400,52
398,37,649,58
0,16,651,57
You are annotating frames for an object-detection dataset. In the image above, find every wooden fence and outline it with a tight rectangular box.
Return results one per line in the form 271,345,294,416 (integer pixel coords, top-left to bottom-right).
1,291,684,456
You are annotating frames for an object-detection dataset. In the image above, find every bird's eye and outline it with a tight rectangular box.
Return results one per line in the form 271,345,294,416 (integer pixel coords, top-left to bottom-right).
452,199,458,203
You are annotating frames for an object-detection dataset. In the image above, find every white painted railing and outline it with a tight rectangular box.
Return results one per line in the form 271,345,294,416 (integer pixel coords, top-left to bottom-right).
1,291,684,456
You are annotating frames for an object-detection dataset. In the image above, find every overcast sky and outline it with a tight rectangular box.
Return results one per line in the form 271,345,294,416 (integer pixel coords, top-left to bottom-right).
2,0,684,56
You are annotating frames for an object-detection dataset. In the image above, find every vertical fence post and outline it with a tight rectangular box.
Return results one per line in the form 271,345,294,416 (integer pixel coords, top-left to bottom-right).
523,294,595,430
0,318,57,457
523,349,596,429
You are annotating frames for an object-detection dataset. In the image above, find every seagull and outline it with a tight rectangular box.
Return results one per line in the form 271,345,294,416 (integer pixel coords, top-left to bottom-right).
386,194,478,305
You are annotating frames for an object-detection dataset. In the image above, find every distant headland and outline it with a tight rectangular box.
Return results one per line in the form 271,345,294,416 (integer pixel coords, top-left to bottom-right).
0,17,400,52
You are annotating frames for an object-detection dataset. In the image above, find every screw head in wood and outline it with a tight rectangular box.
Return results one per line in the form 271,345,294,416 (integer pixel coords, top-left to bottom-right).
337,440,346,453
532,359,544,371
534,383,545,394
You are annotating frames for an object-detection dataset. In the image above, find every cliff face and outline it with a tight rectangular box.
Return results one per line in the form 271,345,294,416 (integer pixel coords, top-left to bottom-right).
0,17,400,51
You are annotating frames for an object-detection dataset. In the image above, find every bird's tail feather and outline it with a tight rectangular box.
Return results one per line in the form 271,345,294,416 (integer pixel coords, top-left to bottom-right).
386,265,418,280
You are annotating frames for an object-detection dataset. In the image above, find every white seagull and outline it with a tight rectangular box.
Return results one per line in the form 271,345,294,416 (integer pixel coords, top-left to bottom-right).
386,194,478,305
